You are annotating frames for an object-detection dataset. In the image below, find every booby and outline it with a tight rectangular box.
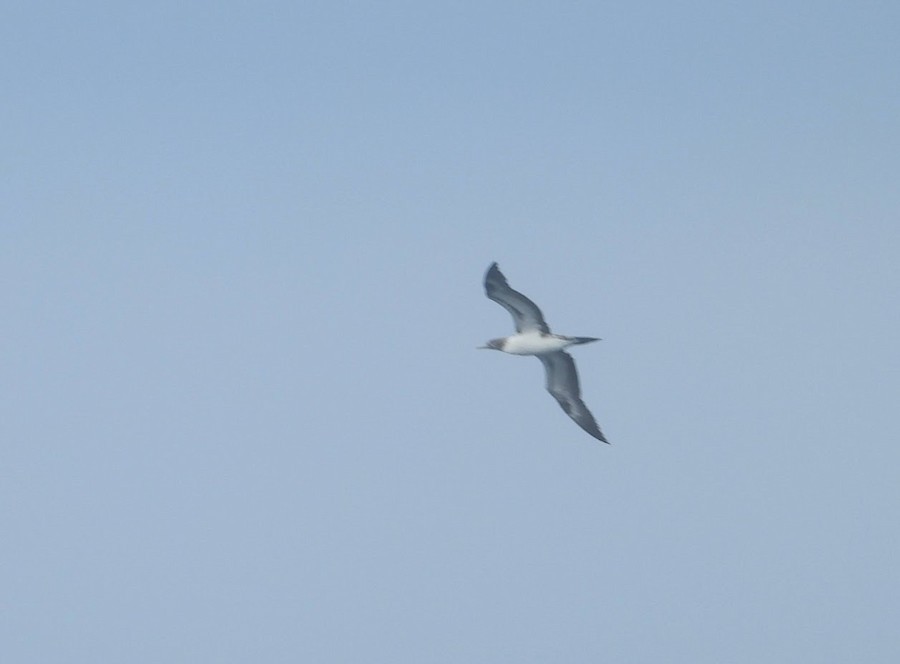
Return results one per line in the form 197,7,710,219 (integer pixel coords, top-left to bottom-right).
480,262,609,444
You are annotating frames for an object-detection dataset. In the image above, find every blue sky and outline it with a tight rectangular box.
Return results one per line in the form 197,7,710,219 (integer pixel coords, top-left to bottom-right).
3,2,900,662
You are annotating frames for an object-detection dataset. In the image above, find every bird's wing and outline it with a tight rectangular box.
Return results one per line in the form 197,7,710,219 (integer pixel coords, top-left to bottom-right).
483,262,550,333
539,351,609,443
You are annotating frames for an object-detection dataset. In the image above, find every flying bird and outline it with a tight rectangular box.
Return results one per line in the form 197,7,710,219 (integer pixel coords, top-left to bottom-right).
480,262,609,444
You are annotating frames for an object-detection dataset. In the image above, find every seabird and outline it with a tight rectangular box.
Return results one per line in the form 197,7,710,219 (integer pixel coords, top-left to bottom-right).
480,262,610,444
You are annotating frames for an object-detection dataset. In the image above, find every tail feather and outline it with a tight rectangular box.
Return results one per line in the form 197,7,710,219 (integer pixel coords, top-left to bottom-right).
570,336,600,345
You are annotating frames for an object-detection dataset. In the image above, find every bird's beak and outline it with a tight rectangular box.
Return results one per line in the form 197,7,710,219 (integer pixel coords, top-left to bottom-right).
477,345,490,350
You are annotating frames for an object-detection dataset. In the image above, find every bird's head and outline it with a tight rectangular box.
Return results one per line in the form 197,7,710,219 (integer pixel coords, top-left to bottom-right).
478,338,505,351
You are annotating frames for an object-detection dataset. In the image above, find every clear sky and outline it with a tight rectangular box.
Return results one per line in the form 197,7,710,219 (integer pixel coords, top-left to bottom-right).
3,1,900,662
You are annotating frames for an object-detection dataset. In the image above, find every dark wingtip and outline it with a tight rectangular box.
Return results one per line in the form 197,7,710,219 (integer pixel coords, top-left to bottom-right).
484,262,508,290
588,422,610,444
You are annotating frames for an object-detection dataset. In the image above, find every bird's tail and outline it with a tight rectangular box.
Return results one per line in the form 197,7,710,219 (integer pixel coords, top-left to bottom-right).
569,336,601,345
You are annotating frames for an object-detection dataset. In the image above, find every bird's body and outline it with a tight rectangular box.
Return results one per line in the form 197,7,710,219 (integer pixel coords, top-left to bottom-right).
485,331,598,356
480,262,609,444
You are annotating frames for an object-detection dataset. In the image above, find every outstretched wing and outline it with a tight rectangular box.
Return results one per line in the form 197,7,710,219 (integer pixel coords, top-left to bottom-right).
483,262,550,333
539,351,609,443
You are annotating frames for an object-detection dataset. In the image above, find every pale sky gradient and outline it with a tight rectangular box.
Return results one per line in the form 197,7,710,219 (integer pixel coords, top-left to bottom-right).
3,2,900,662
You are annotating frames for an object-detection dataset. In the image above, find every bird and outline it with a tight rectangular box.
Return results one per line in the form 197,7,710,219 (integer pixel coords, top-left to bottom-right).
479,262,609,444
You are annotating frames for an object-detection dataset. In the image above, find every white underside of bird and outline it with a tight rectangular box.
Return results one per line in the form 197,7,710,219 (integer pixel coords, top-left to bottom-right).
496,332,584,355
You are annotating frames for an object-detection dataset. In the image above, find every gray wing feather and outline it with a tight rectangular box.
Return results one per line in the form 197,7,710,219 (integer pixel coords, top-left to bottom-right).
483,263,550,333
539,351,609,443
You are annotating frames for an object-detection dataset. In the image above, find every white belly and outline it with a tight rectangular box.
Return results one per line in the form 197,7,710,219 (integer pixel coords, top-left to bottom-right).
502,333,570,355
